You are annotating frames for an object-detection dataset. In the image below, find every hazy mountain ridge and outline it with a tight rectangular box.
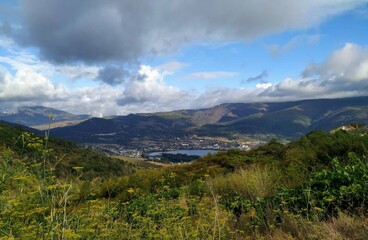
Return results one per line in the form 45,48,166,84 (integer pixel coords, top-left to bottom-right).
0,106,90,127
48,96,368,144
200,97,368,137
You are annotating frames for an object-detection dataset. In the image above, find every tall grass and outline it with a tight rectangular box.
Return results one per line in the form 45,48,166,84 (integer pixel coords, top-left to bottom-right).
259,212,368,240
317,213,368,240
209,164,284,201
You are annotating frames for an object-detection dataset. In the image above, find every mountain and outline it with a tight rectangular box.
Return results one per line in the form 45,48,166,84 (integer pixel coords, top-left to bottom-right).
50,96,368,145
0,106,90,129
200,97,368,137
52,114,195,145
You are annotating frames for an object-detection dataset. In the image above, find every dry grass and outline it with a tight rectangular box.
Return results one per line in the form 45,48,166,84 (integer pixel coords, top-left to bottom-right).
210,164,283,201
253,212,368,240
208,164,368,240
113,156,163,168
316,213,368,240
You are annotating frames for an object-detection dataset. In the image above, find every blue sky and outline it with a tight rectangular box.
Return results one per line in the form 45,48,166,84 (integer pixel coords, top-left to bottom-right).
0,1,368,116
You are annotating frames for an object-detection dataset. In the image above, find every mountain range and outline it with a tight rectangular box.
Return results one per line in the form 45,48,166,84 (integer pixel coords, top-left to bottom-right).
2,97,368,145
44,96,368,145
0,106,90,129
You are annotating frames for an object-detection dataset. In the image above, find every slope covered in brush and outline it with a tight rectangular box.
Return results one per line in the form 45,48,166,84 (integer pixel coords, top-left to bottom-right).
0,121,134,179
1,121,368,239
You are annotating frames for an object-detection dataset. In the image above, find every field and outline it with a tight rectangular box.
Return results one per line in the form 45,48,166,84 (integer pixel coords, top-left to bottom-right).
113,155,165,168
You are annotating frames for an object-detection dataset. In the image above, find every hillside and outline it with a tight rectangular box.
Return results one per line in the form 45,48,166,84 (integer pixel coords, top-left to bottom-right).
0,121,134,179
201,97,368,137
52,114,194,145
52,96,368,144
1,120,368,239
0,106,90,129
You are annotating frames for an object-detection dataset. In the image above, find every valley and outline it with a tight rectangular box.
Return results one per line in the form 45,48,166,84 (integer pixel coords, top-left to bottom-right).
3,96,368,162
88,136,259,159
2,2,368,238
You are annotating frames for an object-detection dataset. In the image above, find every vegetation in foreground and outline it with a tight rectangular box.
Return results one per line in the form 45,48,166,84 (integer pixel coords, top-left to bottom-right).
0,121,368,239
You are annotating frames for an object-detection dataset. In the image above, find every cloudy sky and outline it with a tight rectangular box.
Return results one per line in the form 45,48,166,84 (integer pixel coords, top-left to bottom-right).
0,0,368,116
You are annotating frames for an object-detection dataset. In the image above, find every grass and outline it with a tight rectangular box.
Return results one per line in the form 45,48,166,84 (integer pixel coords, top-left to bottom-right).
210,164,284,201
113,156,163,168
257,212,368,240
317,213,368,240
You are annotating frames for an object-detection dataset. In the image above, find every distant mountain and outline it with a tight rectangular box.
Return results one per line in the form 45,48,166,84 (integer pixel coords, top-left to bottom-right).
51,96,368,145
52,114,194,145
199,97,368,137
0,106,90,128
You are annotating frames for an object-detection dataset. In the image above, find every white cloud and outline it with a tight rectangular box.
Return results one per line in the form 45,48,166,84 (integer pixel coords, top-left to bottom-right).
256,82,273,89
266,34,320,56
183,71,238,80
53,65,100,80
320,43,368,82
155,61,189,75
0,67,66,101
265,43,368,99
118,65,192,112
50,86,124,117
0,37,16,49
1,43,368,117
0,43,125,116
0,64,127,116
301,43,368,83
0,45,100,81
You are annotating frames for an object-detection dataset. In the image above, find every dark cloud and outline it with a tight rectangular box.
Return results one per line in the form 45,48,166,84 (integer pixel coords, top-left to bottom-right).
97,66,130,85
0,22,12,35
17,0,361,63
117,96,140,106
301,63,318,78
18,0,150,63
243,70,268,83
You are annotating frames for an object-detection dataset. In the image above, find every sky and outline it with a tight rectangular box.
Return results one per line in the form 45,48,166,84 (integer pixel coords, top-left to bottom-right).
0,0,368,116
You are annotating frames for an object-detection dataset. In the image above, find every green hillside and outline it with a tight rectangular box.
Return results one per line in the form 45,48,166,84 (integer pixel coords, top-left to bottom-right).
1,121,368,239
0,121,134,179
